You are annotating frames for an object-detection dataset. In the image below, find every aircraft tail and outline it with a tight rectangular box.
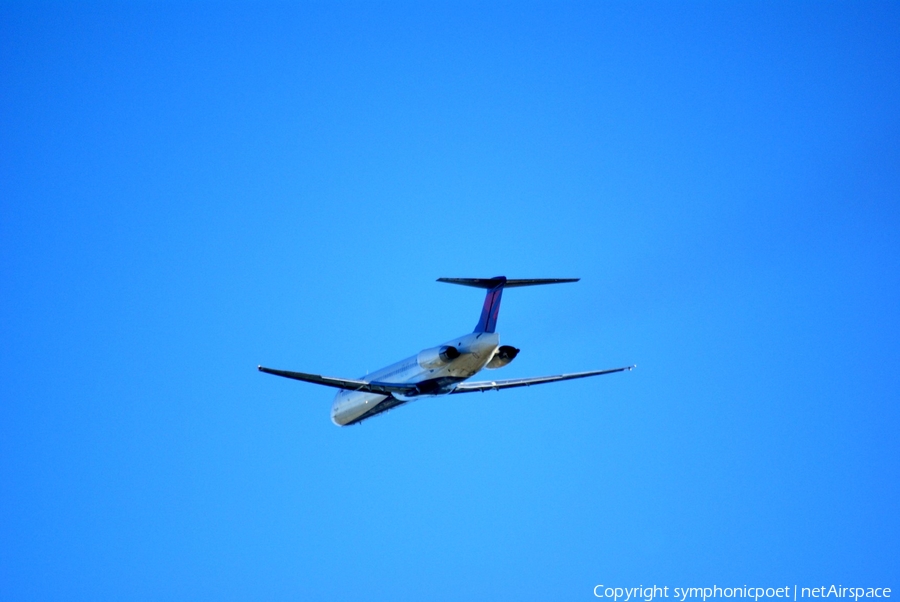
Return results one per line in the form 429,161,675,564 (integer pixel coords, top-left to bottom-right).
437,277,580,333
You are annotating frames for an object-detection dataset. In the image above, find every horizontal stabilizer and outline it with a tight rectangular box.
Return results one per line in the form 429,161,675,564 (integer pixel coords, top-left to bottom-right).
439,276,580,333
450,365,634,393
437,277,579,289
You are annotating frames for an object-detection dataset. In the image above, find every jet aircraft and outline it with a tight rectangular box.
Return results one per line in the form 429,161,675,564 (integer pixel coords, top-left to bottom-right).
258,277,633,426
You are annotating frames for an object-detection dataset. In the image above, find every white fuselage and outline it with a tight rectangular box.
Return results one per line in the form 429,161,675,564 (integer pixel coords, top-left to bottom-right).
331,331,500,426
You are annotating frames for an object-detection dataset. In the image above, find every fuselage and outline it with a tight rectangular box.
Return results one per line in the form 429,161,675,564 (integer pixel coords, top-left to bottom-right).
331,331,500,426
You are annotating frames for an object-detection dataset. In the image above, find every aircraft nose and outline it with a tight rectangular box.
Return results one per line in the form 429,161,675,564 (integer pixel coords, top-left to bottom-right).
330,402,350,426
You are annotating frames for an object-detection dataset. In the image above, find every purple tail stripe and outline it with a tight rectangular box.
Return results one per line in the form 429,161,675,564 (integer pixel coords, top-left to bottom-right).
474,276,506,333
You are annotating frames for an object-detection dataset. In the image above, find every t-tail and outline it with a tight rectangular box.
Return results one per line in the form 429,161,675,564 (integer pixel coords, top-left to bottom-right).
436,276,581,333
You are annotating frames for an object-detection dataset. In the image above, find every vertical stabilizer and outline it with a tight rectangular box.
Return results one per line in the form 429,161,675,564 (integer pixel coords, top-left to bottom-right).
436,276,579,334
474,277,506,333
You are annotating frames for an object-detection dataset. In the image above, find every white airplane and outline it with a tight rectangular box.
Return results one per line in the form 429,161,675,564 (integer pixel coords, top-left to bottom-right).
259,276,634,426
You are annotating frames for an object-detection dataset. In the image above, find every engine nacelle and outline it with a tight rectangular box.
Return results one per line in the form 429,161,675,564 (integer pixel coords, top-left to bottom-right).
486,345,519,369
417,345,461,369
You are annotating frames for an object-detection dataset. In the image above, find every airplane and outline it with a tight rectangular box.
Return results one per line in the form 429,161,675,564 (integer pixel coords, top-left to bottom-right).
258,276,634,426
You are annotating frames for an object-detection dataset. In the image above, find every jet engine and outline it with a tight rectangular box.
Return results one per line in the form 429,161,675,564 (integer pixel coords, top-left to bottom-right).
417,345,461,369
486,345,519,369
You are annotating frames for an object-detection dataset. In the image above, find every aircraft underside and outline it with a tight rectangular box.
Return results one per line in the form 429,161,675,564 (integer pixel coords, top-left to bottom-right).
336,376,469,425
343,395,407,426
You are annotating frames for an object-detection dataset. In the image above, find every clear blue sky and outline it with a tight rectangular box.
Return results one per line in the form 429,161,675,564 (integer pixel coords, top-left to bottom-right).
2,2,898,600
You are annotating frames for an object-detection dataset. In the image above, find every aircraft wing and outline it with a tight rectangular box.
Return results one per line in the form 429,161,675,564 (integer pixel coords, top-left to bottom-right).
258,365,419,395
450,366,634,393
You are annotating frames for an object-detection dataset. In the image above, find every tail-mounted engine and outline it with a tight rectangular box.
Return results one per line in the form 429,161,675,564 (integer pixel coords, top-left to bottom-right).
417,345,461,369
486,345,519,369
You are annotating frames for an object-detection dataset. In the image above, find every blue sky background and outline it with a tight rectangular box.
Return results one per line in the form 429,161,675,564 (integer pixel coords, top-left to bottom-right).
2,2,898,600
